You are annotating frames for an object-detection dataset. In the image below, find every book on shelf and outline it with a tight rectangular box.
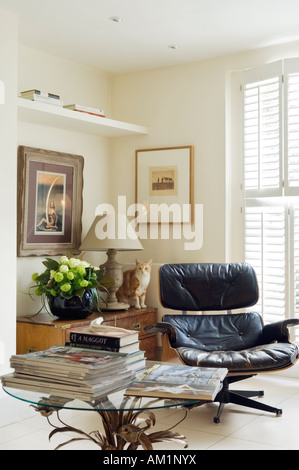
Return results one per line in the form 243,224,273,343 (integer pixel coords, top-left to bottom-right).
2,345,136,401
20,89,61,99
66,324,139,349
19,89,63,106
73,109,106,118
63,103,105,117
125,364,228,401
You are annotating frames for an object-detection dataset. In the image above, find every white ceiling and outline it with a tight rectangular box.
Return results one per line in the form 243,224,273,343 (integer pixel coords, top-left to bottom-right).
1,0,299,73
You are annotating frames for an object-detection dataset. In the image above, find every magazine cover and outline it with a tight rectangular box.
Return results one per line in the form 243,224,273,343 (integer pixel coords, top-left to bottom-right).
10,345,127,371
125,364,227,401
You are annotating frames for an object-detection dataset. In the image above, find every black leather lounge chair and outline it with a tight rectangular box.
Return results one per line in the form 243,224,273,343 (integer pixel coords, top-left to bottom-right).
145,263,299,423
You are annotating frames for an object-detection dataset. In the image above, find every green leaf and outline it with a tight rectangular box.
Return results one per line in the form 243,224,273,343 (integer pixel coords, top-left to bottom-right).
89,279,100,289
73,287,85,298
42,258,59,270
35,271,51,284
90,289,100,309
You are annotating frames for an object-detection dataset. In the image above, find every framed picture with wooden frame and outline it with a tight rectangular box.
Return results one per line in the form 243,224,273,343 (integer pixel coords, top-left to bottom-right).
17,146,84,257
135,146,194,224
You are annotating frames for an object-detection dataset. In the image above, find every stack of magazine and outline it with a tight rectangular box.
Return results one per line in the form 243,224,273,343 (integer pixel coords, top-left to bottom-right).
125,364,228,401
1,345,135,401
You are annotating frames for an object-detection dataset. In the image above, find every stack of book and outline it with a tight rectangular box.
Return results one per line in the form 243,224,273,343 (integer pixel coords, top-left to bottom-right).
65,323,146,373
63,103,106,118
125,364,228,401
19,89,63,106
1,345,135,402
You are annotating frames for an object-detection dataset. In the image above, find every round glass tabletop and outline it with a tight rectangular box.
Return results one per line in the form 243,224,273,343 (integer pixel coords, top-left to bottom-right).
3,386,200,412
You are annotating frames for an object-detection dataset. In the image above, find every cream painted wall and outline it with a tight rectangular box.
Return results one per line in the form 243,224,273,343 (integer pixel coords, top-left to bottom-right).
111,61,227,267
111,40,299,322
112,40,299,264
0,11,18,379
0,11,18,420
16,46,113,317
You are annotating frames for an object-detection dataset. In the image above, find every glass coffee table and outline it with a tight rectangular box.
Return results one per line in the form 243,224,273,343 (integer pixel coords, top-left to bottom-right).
3,365,203,450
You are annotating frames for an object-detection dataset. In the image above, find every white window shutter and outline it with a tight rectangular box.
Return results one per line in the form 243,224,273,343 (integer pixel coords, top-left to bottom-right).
290,205,299,341
242,62,283,198
284,58,299,196
245,204,286,324
241,60,299,341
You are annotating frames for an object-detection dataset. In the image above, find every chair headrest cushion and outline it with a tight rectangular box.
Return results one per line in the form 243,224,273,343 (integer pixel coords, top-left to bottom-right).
159,263,259,311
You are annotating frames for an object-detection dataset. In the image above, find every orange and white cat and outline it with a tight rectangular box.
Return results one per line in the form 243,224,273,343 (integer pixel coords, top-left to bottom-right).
117,259,152,309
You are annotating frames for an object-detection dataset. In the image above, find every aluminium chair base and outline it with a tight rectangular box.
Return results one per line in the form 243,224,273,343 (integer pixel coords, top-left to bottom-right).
213,375,283,424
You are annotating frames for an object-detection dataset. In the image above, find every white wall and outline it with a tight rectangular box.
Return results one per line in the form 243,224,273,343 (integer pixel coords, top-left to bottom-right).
111,40,299,321
16,46,113,316
111,61,227,266
0,11,18,378
0,10,19,424
1,39,117,426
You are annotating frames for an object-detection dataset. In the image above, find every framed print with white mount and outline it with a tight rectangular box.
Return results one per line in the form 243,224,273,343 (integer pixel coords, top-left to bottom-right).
135,146,194,223
17,146,84,256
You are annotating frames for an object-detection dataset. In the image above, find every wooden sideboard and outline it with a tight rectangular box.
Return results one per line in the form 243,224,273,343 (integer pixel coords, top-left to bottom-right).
16,307,158,360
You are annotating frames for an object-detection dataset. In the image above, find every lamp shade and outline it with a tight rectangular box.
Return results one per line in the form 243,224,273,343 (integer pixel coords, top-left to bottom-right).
80,214,143,252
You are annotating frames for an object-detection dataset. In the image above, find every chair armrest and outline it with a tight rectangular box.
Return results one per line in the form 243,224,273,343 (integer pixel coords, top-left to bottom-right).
144,322,177,344
263,318,299,343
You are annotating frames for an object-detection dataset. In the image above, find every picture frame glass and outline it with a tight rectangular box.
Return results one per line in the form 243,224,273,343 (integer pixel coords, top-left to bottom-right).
18,146,84,256
136,146,194,223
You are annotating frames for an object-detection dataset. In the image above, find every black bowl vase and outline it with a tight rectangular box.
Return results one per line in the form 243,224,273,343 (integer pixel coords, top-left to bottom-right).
48,289,96,319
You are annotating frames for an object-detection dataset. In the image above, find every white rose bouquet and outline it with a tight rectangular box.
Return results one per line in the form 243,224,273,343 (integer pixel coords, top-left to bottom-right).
31,255,114,312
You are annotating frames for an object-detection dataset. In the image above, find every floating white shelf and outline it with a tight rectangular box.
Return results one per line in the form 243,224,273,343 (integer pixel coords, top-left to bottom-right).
17,98,148,137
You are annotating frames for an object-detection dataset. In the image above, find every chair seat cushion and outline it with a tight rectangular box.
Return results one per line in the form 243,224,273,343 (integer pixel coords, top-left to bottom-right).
164,312,265,352
177,342,299,373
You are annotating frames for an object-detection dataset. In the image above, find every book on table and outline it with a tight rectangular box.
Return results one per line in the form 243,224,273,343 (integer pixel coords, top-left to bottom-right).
65,321,146,372
125,364,228,401
66,325,139,349
64,342,146,374
65,339,140,354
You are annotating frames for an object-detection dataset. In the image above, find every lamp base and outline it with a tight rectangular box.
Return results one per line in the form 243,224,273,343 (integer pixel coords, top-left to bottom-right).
99,248,130,311
99,300,130,311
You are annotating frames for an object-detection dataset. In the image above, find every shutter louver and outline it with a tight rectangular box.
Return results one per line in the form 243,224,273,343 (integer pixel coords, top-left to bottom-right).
286,73,299,190
243,77,281,196
245,205,286,324
244,206,262,315
293,206,299,341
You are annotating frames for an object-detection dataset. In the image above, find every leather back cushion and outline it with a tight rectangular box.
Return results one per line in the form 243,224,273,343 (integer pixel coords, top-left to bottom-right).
160,263,259,311
163,312,264,351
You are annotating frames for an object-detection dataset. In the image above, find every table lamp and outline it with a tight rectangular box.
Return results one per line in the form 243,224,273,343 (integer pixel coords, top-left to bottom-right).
80,214,143,310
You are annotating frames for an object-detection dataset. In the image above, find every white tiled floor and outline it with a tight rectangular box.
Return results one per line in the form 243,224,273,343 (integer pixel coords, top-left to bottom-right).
1,373,299,450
